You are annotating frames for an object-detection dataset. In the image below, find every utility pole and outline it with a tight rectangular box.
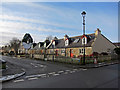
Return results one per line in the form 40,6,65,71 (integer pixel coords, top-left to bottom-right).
81,11,86,65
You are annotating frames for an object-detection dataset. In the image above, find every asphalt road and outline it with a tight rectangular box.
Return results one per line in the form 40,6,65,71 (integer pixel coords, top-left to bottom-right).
1,56,119,88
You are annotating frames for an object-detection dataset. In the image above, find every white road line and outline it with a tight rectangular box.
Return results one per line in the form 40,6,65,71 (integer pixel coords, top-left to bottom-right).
82,69,87,71
14,79,24,83
28,77,38,80
25,75,39,78
64,72,68,74
53,74,60,76
65,70,71,72
58,71,64,73
73,69,78,71
48,72,56,75
41,75,47,78
25,74,46,78
70,71,75,73
40,74,46,76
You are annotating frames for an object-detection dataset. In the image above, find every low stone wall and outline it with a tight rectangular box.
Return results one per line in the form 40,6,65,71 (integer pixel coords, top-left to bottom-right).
32,54,118,64
33,54,44,60
0,59,6,69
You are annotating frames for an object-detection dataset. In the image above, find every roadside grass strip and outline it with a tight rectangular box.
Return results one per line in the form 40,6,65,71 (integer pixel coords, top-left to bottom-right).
14,79,24,83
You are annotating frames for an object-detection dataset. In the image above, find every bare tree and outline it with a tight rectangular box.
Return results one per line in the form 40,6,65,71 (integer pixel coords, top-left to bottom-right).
9,37,21,55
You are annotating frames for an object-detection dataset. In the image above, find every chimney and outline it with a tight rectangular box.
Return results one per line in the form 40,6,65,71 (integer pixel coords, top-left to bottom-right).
64,34,69,40
95,28,101,37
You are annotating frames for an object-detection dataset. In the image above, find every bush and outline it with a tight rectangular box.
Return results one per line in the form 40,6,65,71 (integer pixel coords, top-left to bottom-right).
100,52,108,55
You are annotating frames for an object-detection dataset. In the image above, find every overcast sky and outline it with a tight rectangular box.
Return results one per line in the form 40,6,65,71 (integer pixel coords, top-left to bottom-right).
0,1,118,46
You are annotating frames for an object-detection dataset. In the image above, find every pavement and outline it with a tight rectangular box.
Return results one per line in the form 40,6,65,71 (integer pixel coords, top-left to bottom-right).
0,59,25,82
0,55,119,82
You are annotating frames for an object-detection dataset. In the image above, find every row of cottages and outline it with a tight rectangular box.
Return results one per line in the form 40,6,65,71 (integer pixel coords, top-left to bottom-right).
28,28,116,58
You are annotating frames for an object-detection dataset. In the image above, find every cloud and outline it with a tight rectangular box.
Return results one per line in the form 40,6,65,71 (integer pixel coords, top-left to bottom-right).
0,13,79,30
0,31,48,46
0,2,118,46
0,20,72,34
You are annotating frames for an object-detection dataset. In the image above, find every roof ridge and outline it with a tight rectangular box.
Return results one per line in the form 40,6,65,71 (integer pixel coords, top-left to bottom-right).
51,33,95,41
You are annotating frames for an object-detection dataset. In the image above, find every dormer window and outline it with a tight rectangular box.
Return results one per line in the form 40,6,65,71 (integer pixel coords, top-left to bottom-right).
65,39,69,46
31,44,33,49
44,43,46,47
81,35,87,45
39,43,41,48
52,41,55,48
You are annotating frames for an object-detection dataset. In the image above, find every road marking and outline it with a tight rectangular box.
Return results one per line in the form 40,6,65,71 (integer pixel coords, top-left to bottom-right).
41,75,47,78
64,72,68,74
70,71,75,73
14,79,24,83
48,72,55,74
58,71,64,73
35,66,38,67
25,74,46,78
28,77,38,80
82,69,87,71
73,69,78,71
65,70,71,72
39,65,45,67
53,74,60,76
40,74,46,76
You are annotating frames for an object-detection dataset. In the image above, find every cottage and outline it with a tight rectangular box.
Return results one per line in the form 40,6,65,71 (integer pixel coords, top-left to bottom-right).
18,42,32,54
46,28,116,58
113,42,120,48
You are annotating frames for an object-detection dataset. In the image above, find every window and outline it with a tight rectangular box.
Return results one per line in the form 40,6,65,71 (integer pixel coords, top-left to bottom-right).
79,49,84,54
61,50,65,53
65,39,69,46
79,49,81,53
44,43,46,47
50,49,54,53
39,44,40,48
82,37,87,45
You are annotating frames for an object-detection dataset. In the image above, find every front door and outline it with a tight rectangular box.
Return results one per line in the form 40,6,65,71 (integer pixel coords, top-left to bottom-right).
70,49,73,58
56,50,58,56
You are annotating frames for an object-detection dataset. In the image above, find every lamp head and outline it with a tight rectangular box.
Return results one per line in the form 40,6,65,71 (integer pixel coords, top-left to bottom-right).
81,11,86,16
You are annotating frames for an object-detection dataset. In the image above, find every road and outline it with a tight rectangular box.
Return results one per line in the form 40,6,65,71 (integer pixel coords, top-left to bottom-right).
1,55,119,88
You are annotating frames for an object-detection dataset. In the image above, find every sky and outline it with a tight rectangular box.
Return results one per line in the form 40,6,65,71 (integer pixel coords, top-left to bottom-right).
0,1,118,47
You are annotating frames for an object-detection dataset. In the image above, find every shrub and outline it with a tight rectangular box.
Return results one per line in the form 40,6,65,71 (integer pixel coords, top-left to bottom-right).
100,52,108,55
114,48,120,55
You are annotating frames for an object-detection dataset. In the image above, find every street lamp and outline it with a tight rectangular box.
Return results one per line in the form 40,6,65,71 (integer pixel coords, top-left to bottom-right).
81,11,86,65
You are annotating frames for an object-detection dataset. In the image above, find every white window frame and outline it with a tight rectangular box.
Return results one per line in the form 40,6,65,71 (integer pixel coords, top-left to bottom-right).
82,37,87,45
65,39,69,46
